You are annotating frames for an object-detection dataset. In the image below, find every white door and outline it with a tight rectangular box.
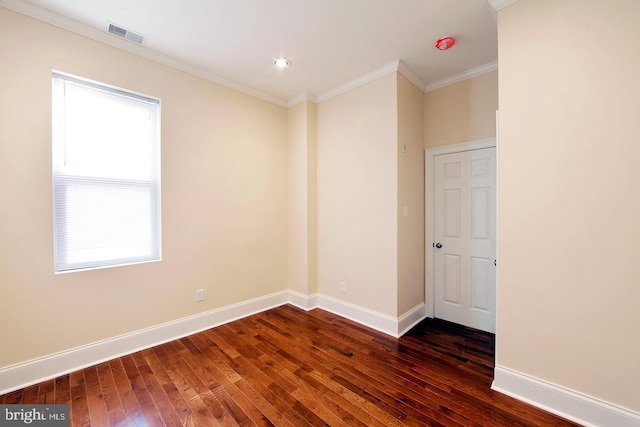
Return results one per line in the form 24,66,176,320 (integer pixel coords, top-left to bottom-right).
434,148,496,333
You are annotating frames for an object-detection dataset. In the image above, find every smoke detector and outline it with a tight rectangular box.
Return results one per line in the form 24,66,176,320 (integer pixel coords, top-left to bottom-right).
107,23,146,45
435,36,456,51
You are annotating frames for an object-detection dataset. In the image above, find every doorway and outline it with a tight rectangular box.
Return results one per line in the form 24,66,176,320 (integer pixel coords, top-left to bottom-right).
425,139,496,333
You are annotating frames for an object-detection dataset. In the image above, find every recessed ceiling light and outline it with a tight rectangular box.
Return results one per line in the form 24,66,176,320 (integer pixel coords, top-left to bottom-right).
274,57,291,68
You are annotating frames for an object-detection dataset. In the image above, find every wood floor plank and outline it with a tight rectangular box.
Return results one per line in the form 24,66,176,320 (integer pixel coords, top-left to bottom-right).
246,313,436,426
108,358,144,426
84,366,110,427
120,355,163,427
167,340,242,427
142,348,193,425
184,333,278,427
202,328,300,426
181,335,268,426
316,313,525,426
205,327,314,425
2,389,22,404
267,308,489,426
292,312,489,422
251,311,459,427
19,383,40,404
69,371,91,427
210,328,324,427
216,321,331,426
95,363,126,426
237,325,395,426
0,305,582,426
36,379,55,404
54,375,71,406
231,321,380,427
132,351,184,427
292,310,520,425
153,343,221,427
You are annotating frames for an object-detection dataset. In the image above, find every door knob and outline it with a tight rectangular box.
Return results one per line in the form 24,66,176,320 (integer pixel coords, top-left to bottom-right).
435,242,443,249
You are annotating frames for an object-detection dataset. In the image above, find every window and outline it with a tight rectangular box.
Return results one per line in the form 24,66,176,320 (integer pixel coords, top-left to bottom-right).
52,72,161,272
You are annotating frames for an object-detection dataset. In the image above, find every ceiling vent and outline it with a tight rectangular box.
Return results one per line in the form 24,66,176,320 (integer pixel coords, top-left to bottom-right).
107,23,146,45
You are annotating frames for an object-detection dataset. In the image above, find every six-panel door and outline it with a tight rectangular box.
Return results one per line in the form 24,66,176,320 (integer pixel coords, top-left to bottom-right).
434,148,496,333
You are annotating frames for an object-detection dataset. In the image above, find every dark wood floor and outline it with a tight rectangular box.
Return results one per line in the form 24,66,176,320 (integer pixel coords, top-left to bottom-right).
1,305,580,426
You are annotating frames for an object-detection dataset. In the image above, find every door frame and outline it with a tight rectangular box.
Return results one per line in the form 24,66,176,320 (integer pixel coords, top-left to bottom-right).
424,138,497,319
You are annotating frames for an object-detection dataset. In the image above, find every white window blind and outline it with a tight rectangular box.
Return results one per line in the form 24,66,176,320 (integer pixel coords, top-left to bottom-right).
52,72,161,272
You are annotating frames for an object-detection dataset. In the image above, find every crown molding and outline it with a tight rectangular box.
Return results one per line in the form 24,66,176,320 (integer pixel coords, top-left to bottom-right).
0,0,288,107
315,60,400,103
488,0,521,11
314,59,427,104
2,0,498,108
397,60,427,93
424,60,498,92
286,92,318,108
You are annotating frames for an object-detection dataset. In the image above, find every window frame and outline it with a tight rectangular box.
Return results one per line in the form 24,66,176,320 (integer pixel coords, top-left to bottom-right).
52,71,162,273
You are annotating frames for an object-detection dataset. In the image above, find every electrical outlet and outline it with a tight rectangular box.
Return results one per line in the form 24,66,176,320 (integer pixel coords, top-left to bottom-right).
195,289,204,302
340,282,347,293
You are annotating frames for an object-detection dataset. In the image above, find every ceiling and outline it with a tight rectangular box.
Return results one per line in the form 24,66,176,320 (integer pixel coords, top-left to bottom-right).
2,0,498,105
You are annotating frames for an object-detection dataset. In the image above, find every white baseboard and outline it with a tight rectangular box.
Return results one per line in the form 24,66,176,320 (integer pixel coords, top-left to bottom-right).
293,292,426,338
397,303,427,336
0,290,290,395
287,290,319,311
0,290,424,395
314,294,399,337
493,365,640,427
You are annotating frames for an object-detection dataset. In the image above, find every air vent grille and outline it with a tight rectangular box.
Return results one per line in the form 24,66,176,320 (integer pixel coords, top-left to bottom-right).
107,23,146,45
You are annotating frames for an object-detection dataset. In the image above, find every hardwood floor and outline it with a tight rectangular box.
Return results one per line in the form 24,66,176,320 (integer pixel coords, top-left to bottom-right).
1,305,580,426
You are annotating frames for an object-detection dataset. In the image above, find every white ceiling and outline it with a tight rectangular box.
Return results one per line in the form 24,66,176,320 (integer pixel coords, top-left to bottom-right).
2,0,498,105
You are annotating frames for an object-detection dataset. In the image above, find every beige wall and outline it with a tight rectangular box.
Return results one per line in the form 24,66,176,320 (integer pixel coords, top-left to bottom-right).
497,0,640,412
306,103,318,295
317,74,398,316
0,8,288,368
287,101,317,295
396,75,425,315
0,3,496,375
287,103,307,293
424,70,498,148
